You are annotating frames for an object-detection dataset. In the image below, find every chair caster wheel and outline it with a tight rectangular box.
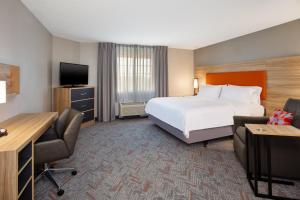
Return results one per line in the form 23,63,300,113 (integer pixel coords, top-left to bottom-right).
57,189,64,196
71,170,77,176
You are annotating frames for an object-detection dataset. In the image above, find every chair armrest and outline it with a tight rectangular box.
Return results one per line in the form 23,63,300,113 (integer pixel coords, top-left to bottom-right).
233,116,269,133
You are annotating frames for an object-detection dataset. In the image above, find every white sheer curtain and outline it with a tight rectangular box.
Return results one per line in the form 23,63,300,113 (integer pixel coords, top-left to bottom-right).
116,44,155,103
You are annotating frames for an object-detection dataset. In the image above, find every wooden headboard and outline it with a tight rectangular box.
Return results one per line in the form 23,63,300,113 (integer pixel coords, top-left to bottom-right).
206,71,267,100
195,55,300,115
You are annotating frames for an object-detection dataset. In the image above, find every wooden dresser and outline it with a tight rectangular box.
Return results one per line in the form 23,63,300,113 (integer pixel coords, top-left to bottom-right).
53,87,95,127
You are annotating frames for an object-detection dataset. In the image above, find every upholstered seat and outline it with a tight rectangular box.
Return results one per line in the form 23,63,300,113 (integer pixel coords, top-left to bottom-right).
233,98,300,180
35,108,83,196
36,128,58,142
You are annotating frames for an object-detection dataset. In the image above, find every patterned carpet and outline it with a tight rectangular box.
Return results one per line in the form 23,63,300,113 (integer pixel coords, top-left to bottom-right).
35,118,300,200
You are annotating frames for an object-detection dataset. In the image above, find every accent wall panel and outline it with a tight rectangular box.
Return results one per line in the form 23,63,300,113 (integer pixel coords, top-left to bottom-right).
195,56,300,115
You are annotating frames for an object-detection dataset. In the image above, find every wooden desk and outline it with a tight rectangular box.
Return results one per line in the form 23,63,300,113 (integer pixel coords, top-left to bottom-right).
0,112,58,200
245,124,300,200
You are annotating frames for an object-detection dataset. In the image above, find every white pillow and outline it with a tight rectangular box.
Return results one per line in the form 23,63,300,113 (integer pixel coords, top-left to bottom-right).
228,85,262,104
220,85,262,104
197,85,222,100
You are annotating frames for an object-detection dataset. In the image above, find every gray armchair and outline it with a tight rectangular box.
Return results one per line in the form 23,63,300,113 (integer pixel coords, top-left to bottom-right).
35,108,83,196
233,98,300,180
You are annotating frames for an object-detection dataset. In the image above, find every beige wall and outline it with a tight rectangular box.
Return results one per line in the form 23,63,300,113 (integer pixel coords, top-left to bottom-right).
0,0,53,122
51,41,195,116
51,37,98,115
52,42,196,98
52,38,98,87
79,43,98,116
168,48,194,96
52,36,80,87
194,19,300,66
79,43,98,88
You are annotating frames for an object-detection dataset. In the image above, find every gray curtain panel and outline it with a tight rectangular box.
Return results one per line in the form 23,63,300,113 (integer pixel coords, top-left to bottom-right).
97,43,117,122
97,43,168,121
153,46,168,97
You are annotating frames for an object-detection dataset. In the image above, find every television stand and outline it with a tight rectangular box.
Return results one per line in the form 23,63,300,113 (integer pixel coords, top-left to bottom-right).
62,85,85,88
53,86,95,127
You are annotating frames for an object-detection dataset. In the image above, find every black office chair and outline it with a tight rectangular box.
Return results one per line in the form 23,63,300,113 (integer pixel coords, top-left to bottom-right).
34,108,83,196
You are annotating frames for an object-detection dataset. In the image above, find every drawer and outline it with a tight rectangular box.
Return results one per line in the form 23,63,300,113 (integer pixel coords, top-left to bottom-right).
18,179,32,200
18,160,32,194
71,88,94,101
18,142,32,171
82,110,94,122
71,99,94,112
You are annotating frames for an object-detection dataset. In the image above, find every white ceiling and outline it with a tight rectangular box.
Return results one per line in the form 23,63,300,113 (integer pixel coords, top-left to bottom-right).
21,0,300,50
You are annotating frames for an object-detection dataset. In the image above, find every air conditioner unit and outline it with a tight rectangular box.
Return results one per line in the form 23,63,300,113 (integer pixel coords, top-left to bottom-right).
119,102,146,118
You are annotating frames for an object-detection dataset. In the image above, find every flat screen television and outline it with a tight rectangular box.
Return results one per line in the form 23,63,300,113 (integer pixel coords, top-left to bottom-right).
60,62,88,86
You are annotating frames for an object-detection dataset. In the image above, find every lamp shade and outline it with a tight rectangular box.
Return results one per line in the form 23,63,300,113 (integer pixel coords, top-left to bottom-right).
193,78,199,89
0,81,7,104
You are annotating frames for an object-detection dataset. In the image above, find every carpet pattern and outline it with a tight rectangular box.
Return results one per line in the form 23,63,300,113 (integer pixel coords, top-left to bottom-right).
35,118,300,200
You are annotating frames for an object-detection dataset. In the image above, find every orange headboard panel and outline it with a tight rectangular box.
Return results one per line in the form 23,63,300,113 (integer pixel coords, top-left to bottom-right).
206,71,267,100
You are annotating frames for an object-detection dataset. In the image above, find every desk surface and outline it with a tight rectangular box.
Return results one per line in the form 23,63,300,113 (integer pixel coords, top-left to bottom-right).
245,124,300,137
0,112,58,152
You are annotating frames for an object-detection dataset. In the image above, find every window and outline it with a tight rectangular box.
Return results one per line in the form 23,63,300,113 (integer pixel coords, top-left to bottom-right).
116,45,155,103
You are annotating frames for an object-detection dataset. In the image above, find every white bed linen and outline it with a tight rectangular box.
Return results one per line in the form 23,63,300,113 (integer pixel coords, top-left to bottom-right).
145,96,264,138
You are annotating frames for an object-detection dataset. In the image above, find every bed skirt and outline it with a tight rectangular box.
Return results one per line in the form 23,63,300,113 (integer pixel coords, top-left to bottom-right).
148,114,233,144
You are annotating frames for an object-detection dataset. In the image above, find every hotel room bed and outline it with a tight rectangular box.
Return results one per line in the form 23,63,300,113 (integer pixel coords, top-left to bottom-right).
145,70,267,144
146,96,264,144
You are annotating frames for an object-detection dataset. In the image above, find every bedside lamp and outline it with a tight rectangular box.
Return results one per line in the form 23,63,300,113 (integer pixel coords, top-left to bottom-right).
193,78,199,95
0,81,8,136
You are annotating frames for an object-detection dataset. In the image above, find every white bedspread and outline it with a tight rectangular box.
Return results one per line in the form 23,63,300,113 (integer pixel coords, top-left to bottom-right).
145,96,264,138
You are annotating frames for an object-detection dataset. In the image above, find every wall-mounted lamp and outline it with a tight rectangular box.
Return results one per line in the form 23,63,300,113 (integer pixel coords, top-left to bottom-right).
193,78,199,95
0,81,8,136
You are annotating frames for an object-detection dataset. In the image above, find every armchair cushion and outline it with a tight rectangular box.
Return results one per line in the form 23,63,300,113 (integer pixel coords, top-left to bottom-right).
55,108,70,138
36,127,58,143
283,98,300,128
34,139,69,164
63,110,83,154
233,116,269,134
